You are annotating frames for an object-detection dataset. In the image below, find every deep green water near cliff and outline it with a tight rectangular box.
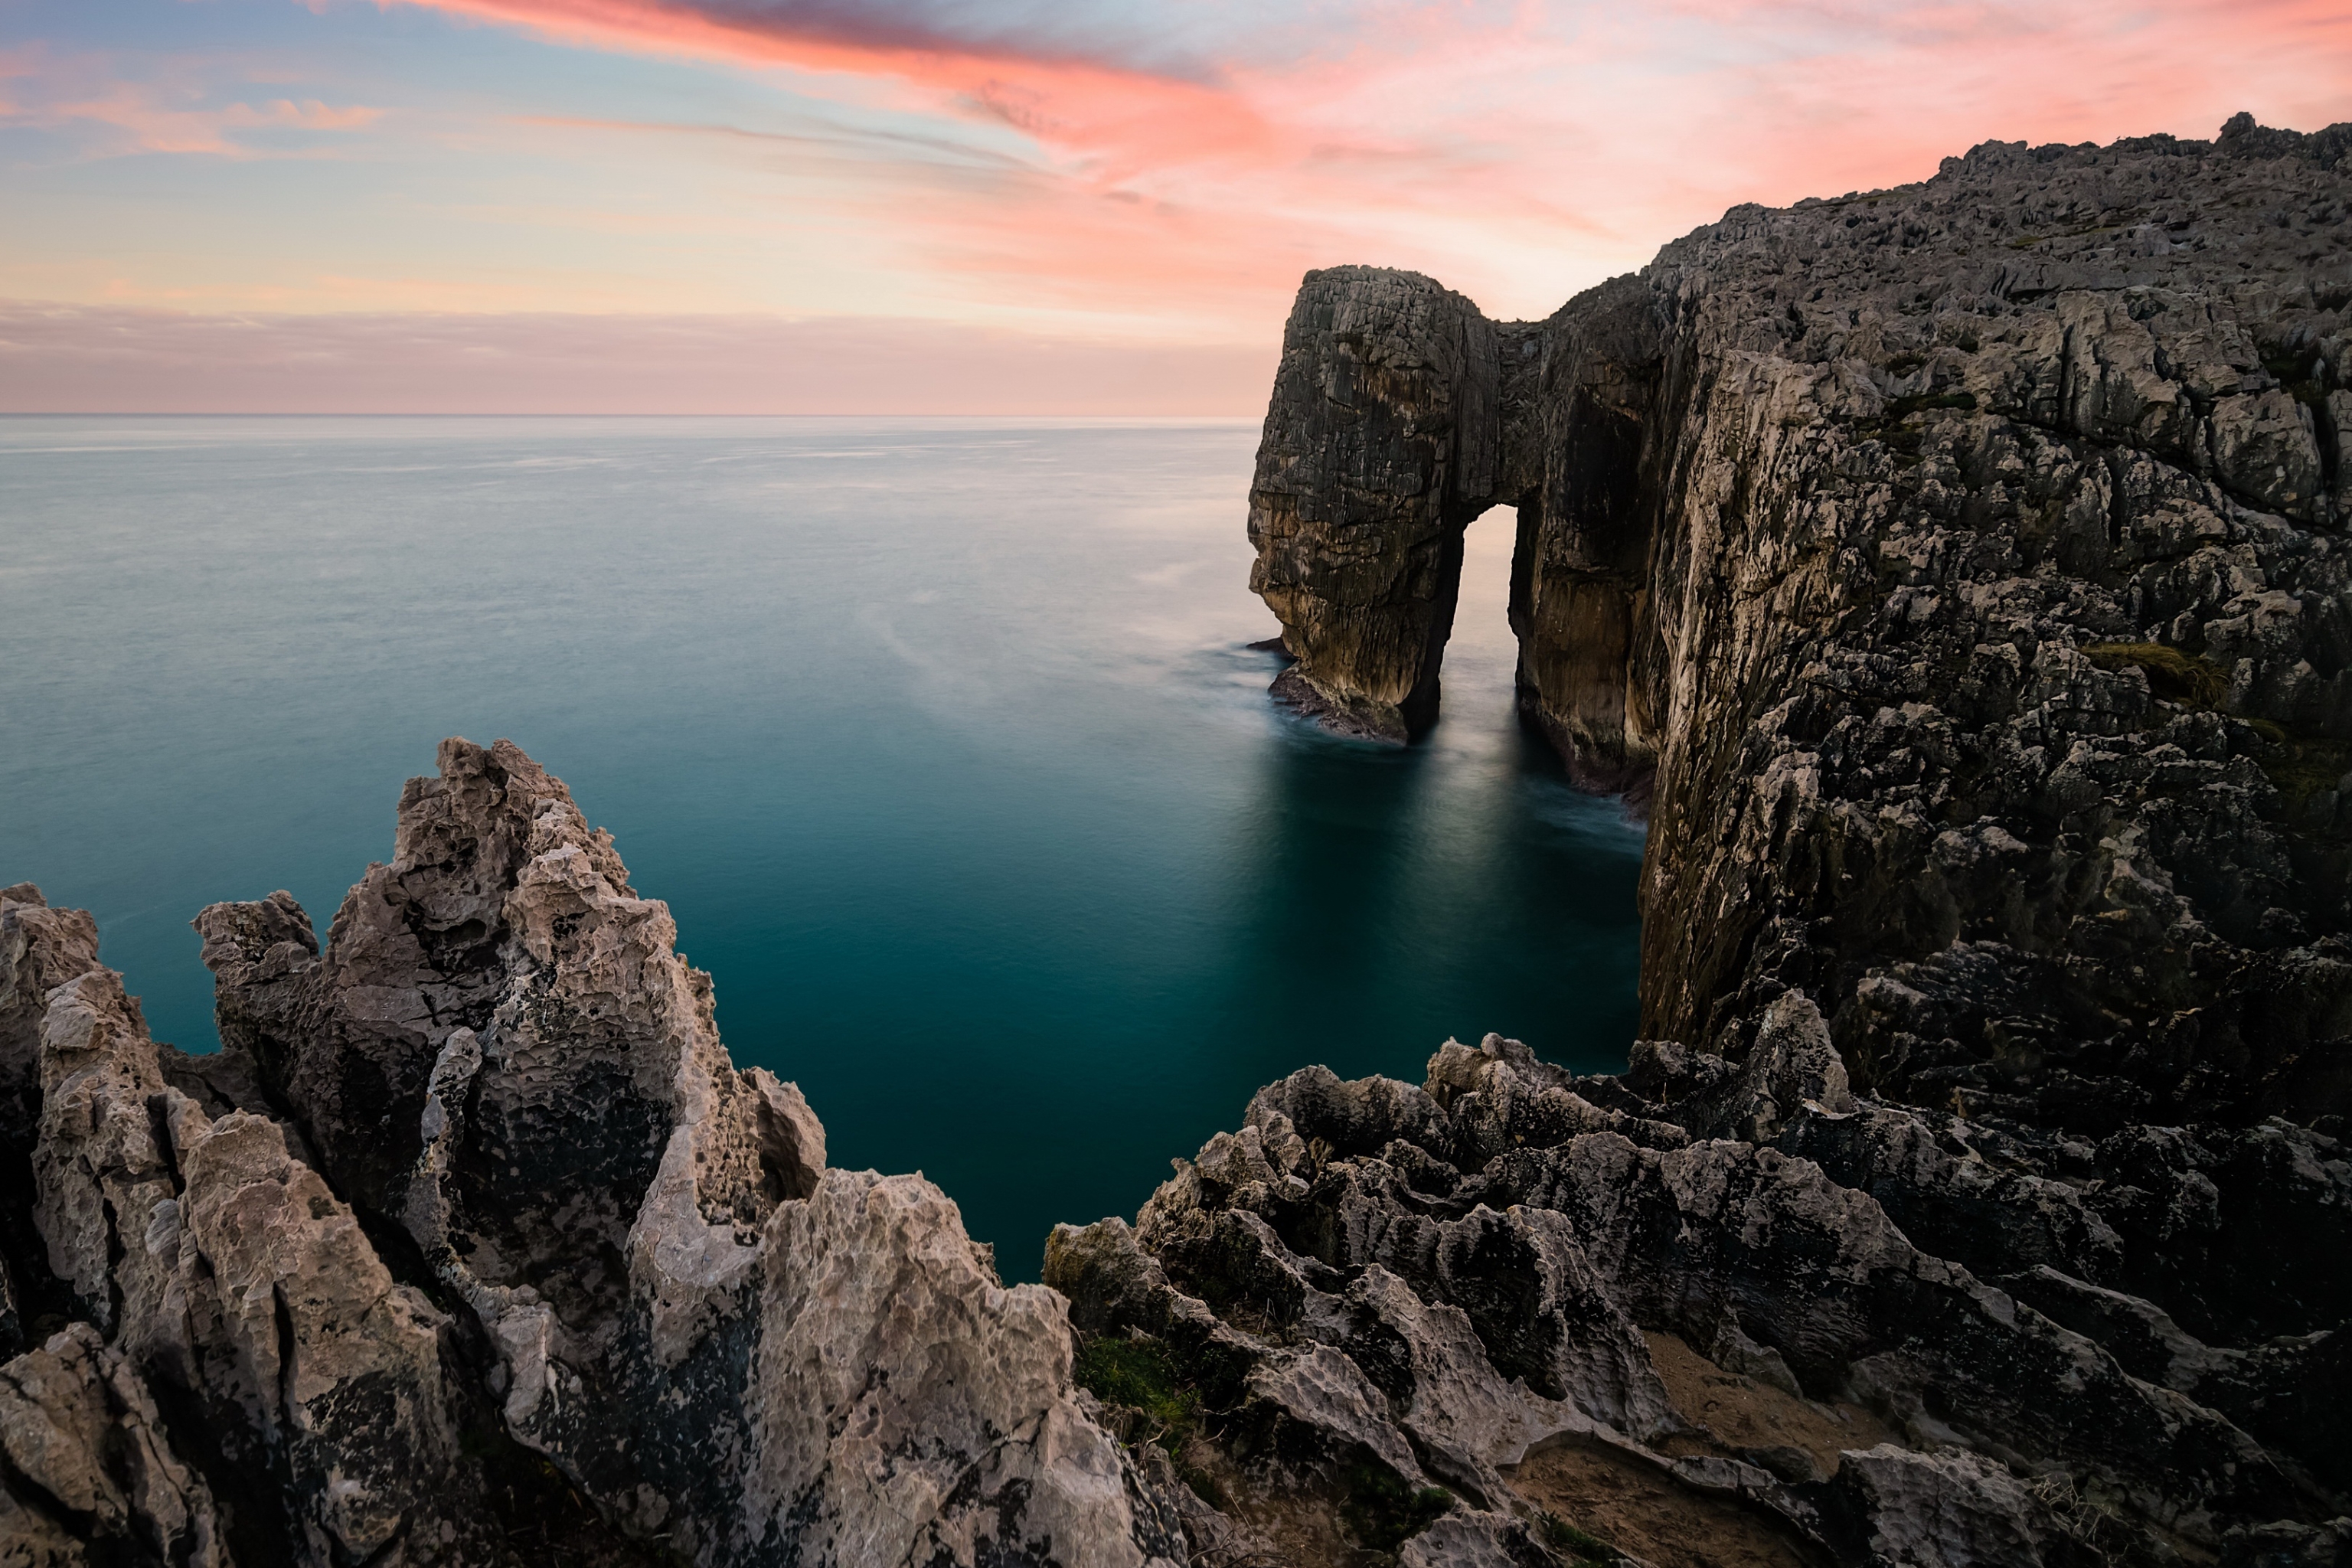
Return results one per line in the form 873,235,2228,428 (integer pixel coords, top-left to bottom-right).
0,415,1643,1276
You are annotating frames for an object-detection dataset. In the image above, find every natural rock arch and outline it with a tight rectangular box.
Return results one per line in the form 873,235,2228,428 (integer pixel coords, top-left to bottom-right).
1250,120,2352,1073
1245,266,1663,795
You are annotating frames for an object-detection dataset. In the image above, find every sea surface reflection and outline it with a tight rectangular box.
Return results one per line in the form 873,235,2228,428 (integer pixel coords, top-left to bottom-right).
0,416,1644,1276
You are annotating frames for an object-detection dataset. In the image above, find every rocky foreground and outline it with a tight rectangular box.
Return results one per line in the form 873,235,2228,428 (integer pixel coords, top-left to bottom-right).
5,116,2351,1567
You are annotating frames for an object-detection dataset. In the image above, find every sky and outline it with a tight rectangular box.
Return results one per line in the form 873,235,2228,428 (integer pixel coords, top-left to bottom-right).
2,0,2347,413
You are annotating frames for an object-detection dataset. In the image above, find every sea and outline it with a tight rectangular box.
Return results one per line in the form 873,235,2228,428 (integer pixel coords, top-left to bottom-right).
0,416,1645,1278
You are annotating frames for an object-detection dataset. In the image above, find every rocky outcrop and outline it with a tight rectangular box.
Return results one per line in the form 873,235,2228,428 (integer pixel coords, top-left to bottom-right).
1247,269,1509,741
13,113,2352,1568
1252,115,2352,1118
1050,1021,2347,1566
0,1322,224,1566
2,740,1191,1566
2,884,100,1360
1042,112,2352,1566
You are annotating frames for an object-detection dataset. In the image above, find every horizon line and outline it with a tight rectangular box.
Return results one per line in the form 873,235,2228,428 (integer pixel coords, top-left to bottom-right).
0,410,1266,420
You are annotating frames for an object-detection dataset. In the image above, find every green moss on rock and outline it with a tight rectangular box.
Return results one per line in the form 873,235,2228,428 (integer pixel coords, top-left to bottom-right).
1539,1511,1617,1567
1073,1334,1202,1457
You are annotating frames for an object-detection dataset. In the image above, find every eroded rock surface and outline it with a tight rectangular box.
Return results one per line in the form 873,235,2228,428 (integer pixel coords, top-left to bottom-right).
1061,112,2352,1566
1252,116,2352,1126
2,741,1190,1566
1051,1021,2347,1566
11,113,2352,1568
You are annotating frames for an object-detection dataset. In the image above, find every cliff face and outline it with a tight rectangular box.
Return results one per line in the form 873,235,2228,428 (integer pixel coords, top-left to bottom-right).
8,114,2352,1568
1250,116,2352,1124
1040,113,2349,1565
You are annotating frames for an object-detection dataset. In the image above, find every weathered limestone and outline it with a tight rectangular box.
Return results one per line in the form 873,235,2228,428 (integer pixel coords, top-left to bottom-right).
0,1323,224,1568
5,741,1191,1566
1051,1015,2342,1566
1251,117,2352,1129
12,113,2352,1568
1096,112,2352,1566
1,884,101,1360
1247,266,1504,741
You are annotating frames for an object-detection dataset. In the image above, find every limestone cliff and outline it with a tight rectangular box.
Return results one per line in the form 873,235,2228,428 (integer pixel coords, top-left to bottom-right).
8,113,2352,1568
1040,112,2352,1566
1250,115,2352,1121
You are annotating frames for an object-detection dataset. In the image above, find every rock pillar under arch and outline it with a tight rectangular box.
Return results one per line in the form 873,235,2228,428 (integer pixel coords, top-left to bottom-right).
1247,264,1664,792
1246,266,1502,743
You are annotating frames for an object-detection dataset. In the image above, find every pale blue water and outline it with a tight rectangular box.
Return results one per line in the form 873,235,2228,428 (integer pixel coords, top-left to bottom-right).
0,416,1644,1276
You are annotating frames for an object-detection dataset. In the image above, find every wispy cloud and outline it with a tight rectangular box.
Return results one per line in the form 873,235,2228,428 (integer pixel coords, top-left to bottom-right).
45,90,383,153
1,46,385,157
377,0,1388,83
4,0,2349,401
378,0,2352,323
517,109,1036,174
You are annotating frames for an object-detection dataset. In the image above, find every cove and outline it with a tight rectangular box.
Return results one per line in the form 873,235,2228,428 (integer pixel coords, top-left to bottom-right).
0,413,1645,1276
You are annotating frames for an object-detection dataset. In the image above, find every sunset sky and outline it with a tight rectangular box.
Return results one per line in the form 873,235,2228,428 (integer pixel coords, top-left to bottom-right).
3,0,2347,412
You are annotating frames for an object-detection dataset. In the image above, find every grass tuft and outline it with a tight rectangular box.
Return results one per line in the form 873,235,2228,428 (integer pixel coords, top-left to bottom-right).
1071,1334,1226,1504
1338,1459,1455,1553
2083,642,2228,708
1538,1510,1617,1566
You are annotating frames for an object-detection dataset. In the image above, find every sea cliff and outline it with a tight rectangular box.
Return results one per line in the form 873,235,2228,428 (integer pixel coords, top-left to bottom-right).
5,114,2350,1567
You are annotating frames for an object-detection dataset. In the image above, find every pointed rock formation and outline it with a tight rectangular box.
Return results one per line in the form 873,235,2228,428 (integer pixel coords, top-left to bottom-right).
5,740,1191,1566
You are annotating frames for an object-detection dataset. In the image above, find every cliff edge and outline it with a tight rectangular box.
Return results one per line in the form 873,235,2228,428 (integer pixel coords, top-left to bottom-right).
1052,113,2350,1566
5,114,2350,1568
1249,113,2352,1122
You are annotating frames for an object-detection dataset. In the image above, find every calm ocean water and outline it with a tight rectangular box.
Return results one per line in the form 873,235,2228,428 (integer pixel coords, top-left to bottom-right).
0,416,1643,1276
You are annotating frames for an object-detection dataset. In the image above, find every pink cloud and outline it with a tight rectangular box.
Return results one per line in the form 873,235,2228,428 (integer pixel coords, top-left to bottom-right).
383,0,2352,326
220,98,385,131
41,90,384,153
7,0,2348,403
0,301,1272,414
2,50,387,158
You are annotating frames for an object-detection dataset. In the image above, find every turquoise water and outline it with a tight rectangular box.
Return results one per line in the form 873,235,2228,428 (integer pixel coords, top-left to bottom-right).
0,416,1644,1276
